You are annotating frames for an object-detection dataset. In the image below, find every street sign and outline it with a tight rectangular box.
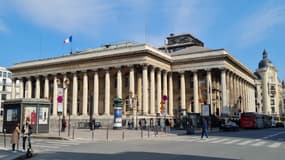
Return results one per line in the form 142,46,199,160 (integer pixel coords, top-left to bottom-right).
162,95,168,101
57,96,63,103
57,88,63,113
58,103,63,113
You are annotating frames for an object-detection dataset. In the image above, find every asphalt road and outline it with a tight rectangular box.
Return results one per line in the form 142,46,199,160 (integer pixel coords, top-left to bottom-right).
1,128,285,160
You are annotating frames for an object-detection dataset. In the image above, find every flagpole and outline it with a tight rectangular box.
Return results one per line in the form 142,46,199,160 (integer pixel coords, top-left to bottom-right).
70,42,73,54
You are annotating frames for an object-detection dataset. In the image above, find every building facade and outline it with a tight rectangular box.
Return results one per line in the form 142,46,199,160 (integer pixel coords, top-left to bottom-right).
0,66,20,115
255,50,285,116
9,34,256,122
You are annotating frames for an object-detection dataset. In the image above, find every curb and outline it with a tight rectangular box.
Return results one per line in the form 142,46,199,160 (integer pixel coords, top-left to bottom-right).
0,134,70,141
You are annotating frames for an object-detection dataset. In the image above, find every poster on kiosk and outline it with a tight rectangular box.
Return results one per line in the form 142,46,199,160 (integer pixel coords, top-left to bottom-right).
113,98,123,129
113,108,122,128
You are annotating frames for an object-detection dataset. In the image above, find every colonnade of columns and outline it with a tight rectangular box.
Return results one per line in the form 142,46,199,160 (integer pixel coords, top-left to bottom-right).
11,65,255,118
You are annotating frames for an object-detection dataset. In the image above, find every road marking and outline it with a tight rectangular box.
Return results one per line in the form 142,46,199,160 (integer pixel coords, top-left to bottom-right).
251,141,267,146
237,140,255,145
32,144,60,149
223,139,241,144
262,131,285,139
209,138,229,143
202,137,219,142
268,142,282,148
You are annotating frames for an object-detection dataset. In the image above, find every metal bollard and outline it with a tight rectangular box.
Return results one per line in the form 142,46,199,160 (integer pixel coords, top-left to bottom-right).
72,126,75,139
3,129,6,148
122,129,125,140
141,127,143,139
92,130,94,141
148,126,150,138
106,127,109,141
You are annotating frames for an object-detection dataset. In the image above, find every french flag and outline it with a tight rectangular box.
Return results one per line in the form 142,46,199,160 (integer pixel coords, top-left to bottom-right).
64,36,72,44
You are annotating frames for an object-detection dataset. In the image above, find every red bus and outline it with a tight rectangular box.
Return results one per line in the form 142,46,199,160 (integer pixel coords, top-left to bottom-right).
240,112,264,129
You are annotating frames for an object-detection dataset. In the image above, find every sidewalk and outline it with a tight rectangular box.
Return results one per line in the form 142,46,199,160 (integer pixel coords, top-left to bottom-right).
0,147,26,160
0,127,220,160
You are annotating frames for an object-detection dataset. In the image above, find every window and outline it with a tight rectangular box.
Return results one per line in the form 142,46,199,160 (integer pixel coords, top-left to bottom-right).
3,72,7,78
0,71,2,77
1,94,6,100
2,79,6,91
8,73,12,79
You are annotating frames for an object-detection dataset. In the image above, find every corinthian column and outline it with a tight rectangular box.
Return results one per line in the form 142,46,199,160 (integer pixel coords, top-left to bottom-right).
206,70,212,111
221,69,227,115
104,69,110,116
27,78,32,98
117,68,122,98
72,72,78,116
168,73,173,116
93,70,99,116
142,65,149,114
35,77,40,99
19,79,24,98
180,72,186,115
156,69,161,114
150,67,155,115
44,76,49,99
82,71,88,116
53,75,58,116
193,71,199,113
129,65,135,96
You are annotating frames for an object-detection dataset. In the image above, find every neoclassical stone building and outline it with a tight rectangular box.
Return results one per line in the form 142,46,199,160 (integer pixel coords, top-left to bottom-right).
9,34,256,122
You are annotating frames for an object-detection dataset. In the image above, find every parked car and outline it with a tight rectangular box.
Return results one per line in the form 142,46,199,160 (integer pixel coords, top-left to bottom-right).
272,117,284,128
220,120,239,131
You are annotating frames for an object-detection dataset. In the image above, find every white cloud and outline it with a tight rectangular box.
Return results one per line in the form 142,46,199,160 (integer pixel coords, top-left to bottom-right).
9,0,218,46
165,0,218,37
12,0,115,35
237,4,285,47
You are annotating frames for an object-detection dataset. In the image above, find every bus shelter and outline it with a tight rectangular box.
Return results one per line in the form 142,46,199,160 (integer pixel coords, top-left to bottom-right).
2,98,51,134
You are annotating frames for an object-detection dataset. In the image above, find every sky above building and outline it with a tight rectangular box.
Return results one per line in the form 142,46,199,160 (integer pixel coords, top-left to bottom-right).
1,0,285,80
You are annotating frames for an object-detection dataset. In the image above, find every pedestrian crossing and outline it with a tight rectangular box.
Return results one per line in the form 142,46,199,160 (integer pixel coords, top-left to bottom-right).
30,139,87,152
170,136,285,149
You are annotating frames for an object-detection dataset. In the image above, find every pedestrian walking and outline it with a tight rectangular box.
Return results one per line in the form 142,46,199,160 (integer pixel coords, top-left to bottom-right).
201,117,208,140
11,123,20,153
22,118,33,152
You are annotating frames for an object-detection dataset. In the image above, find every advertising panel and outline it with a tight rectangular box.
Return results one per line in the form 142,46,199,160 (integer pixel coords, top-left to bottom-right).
38,107,48,124
24,106,37,125
6,109,18,121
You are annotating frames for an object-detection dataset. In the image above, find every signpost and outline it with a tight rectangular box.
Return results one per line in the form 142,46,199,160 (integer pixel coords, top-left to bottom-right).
57,88,63,136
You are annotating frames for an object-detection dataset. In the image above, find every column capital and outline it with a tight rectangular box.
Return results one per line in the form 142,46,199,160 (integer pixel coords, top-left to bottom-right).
191,69,198,73
179,71,185,75
205,68,212,72
115,66,122,70
156,67,162,72
142,63,148,69
162,69,168,74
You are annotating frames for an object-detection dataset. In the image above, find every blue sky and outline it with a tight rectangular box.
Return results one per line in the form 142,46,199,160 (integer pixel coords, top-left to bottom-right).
1,0,285,80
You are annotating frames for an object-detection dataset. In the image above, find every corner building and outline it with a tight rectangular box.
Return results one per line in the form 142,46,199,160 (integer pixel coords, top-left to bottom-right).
9,34,256,124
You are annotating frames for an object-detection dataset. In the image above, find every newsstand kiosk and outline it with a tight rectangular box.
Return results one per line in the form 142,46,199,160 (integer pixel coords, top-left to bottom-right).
2,98,51,134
